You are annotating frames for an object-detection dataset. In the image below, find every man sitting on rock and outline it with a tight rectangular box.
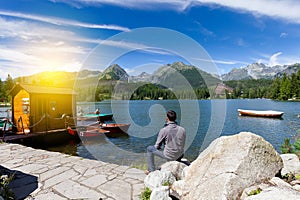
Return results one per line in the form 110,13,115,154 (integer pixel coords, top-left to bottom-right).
145,110,186,174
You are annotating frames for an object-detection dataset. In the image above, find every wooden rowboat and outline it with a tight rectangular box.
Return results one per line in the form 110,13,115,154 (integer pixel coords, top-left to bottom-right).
79,129,109,138
238,109,284,118
67,123,130,138
67,126,109,138
99,123,130,134
81,113,113,122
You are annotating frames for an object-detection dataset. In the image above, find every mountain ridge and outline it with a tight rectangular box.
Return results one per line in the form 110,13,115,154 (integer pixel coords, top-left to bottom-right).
15,62,300,87
222,62,300,81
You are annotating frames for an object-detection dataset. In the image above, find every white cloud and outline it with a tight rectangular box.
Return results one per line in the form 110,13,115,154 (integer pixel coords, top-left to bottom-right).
50,0,191,11
0,44,86,80
254,52,300,67
193,0,300,23
0,16,79,43
0,16,91,79
268,52,282,66
280,32,288,38
193,57,248,65
0,15,180,79
0,10,130,32
58,0,300,24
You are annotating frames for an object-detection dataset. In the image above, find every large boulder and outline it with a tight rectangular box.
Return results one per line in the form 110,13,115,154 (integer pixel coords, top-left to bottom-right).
173,132,283,199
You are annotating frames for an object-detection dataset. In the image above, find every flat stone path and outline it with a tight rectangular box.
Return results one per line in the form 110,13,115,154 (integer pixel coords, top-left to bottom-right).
0,143,146,200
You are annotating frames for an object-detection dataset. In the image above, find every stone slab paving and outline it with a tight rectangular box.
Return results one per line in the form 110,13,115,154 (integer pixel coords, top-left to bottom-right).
0,143,146,200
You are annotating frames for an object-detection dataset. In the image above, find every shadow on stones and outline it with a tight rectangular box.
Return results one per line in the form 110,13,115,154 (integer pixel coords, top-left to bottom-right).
170,195,180,200
0,165,38,200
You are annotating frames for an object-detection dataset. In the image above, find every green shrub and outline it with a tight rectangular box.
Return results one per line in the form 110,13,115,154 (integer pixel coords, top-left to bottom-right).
294,137,300,152
162,181,172,187
248,188,262,196
140,187,151,200
281,129,300,156
281,138,295,154
0,173,15,200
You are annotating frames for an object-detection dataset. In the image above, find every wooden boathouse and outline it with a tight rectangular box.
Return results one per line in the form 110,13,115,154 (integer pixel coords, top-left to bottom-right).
9,83,76,133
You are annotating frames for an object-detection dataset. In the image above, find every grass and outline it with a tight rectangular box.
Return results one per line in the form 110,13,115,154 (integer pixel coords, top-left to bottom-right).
130,163,148,171
0,173,15,200
248,188,262,196
139,187,151,200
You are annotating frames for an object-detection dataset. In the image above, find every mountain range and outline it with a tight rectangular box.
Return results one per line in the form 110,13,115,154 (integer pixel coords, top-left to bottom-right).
97,62,221,89
17,61,300,88
99,62,300,83
221,63,300,81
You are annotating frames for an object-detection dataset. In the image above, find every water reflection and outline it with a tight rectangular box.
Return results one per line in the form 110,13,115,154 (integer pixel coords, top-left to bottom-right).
12,99,300,167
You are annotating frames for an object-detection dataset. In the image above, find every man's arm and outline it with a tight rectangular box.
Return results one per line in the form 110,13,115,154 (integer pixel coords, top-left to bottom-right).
154,129,165,150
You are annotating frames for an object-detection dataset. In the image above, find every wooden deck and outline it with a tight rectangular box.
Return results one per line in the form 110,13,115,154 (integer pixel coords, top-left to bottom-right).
1,129,69,142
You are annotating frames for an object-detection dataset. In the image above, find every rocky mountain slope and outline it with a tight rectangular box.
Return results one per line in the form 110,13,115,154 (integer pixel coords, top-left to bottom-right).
98,62,221,89
222,63,300,81
98,64,129,81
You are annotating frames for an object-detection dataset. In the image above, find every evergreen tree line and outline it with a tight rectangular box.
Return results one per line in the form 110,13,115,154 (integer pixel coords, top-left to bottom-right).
1,70,299,102
83,69,300,101
76,82,209,101
0,75,14,103
224,70,300,100
269,71,300,100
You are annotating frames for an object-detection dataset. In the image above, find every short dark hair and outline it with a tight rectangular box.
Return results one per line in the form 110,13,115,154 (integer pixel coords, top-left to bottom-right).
167,110,177,121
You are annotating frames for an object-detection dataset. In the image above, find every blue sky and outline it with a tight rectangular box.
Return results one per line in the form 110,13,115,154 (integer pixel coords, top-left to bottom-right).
1,0,300,80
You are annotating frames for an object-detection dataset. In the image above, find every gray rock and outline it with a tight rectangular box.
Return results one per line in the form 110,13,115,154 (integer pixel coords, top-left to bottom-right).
290,179,300,186
144,170,176,191
150,186,171,200
170,180,184,199
280,154,300,177
240,185,265,200
160,161,187,180
269,177,294,189
293,184,300,191
173,132,283,199
243,187,300,200
243,177,300,200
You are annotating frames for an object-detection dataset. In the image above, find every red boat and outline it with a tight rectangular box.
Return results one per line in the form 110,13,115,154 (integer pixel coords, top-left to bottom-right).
67,123,130,138
67,126,109,138
67,127,77,136
79,129,109,138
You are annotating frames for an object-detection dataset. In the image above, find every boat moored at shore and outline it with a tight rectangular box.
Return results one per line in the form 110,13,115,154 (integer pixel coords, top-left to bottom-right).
238,109,284,118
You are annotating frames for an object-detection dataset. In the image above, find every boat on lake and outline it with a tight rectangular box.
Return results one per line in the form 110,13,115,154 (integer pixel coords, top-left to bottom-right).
0,118,13,136
67,123,130,138
79,129,109,138
77,113,113,122
238,109,284,118
99,123,130,134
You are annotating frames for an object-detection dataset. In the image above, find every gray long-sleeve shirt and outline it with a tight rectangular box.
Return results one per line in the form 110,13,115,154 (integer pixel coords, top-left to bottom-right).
155,122,186,160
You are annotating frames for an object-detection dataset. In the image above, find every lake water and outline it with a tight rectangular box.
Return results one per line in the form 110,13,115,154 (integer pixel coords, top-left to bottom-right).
3,99,300,167
74,99,300,166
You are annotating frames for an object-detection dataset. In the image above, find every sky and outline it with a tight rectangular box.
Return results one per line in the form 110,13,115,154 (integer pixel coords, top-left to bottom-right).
1,0,300,80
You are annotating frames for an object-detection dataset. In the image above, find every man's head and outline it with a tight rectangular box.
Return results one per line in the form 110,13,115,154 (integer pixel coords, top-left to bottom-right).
167,110,177,122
